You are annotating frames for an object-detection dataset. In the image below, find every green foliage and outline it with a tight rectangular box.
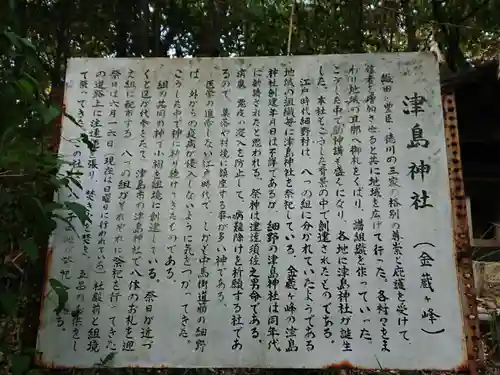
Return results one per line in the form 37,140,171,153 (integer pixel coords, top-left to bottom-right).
9,0,499,76
11,354,31,375
0,24,88,270
0,2,90,373
48,278,69,315
0,0,497,91
20,238,38,261
0,292,18,316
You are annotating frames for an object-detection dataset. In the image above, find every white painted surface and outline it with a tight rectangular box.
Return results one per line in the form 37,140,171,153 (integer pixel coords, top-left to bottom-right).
37,53,464,369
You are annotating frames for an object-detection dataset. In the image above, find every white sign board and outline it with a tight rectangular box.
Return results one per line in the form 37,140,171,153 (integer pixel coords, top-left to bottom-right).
37,53,465,370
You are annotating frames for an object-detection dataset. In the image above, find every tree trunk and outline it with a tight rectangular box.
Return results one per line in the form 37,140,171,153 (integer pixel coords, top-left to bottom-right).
115,0,129,57
353,0,364,53
445,27,467,72
16,0,28,37
198,0,221,57
402,0,417,51
139,0,150,57
51,0,71,88
152,0,161,57
431,0,467,72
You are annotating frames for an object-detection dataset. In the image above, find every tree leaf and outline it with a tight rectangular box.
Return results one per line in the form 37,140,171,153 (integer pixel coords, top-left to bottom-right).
46,218,57,234
63,201,90,226
37,103,61,125
16,73,40,99
19,37,35,51
52,176,69,188
52,213,78,237
0,293,18,316
14,78,35,98
43,202,63,214
20,237,38,261
22,73,39,89
0,126,18,153
48,278,69,315
64,112,82,128
79,133,97,152
67,176,83,190
3,31,21,49
49,176,69,188
8,0,15,14
95,352,117,367
29,197,46,218
11,354,30,375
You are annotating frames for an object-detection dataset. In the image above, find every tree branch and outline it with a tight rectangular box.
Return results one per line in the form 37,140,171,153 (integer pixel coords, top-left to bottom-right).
459,0,490,23
197,0,222,57
431,0,468,72
431,0,449,38
401,0,417,51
